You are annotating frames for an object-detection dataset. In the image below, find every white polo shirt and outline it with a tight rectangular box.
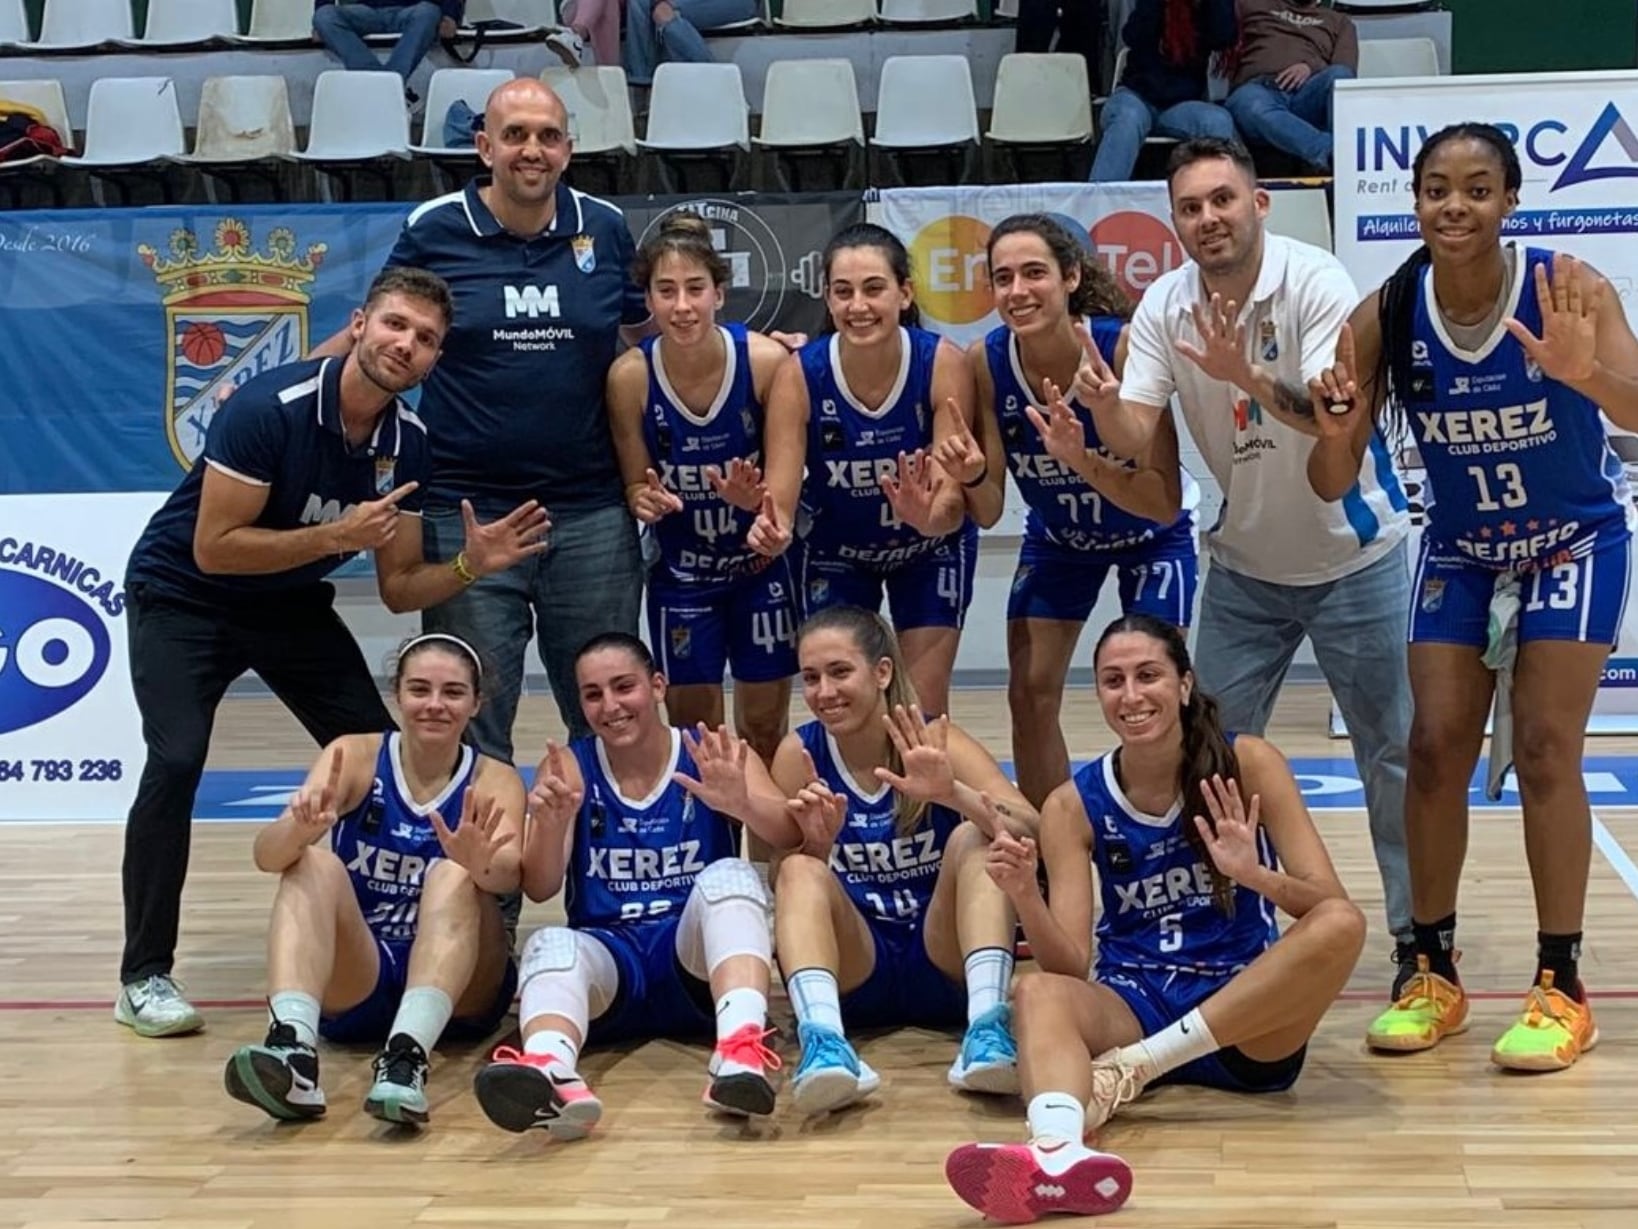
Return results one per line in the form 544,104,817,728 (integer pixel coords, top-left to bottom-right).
1123,232,1409,586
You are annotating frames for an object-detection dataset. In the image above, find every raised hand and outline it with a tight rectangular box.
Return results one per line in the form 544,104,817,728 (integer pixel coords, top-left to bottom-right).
431,787,518,879
880,449,943,536
707,456,767,512
629,467,685,524
746,491,792,558
1505,252,1600,384
929,396,986,486
1025,377,1089,467
874,704,957,805
1068,320,1121,414
289,745,345,836
984,830,1041,903
460,497,550,576
673,723,753,818
1191,774,1263,886
1175,294,1254,390
527,739,582,832
787,748,846,854
338,481,418,552
1308,322,1364,440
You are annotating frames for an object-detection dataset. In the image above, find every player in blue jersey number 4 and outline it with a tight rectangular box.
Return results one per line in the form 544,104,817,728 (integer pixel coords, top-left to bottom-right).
224,634,525,1126
473,633,808,1138
945,614,1365,1222
1308,123,1638,1072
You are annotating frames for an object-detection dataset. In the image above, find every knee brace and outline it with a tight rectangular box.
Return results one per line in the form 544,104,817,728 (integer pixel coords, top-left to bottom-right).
693,856,771,908
680,857,773,979
519,925,581,986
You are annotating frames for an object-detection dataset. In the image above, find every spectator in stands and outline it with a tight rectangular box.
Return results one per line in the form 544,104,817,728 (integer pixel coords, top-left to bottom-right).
1091,0,1240,182
312,1,463,108
624,0,759,90
1016,0,1107,95
1225,0,1357,170
544,0,619,69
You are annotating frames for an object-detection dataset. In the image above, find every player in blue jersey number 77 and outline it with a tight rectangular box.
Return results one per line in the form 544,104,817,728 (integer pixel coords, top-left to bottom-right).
224,634,524,1127
1308,123,1638,1072
945,614,1365,1223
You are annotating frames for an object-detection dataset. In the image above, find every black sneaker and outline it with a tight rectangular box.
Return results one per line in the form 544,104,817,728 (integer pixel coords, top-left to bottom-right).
364,1032,430,1125
1391,940,1419,1000
224,1021,326,1120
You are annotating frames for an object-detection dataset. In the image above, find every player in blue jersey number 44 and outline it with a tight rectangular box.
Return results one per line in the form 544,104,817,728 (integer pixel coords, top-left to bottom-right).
945,614,1365,1221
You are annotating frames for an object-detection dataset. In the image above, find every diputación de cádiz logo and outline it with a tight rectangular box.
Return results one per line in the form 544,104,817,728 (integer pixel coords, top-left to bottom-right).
139,219,327,471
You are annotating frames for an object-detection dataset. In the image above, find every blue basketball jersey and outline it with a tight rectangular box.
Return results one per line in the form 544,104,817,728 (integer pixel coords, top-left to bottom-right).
799,327,965,567
640,322,765,579
332,733,475,949
986,318,1193,552
1075,749,1277,979
564,728,741,930
1408,243,1633,569
796,719,963,929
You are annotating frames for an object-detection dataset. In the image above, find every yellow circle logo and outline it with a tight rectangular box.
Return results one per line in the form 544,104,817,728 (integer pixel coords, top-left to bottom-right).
908,214,993,326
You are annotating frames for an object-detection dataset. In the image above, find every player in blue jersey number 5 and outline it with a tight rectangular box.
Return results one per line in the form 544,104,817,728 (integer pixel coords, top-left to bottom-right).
945,614,1365,1223
224,634,525,1127
1308,123,1638,1072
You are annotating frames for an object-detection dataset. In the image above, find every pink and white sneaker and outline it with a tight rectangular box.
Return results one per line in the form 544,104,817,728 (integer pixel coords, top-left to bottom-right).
945,1137,1133,1223
473,1046,604,1141
704,1023,781,1117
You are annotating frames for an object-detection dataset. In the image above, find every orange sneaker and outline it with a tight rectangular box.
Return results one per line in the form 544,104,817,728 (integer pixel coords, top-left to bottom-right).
1365,954,1469,1052
1490,972,1598,1072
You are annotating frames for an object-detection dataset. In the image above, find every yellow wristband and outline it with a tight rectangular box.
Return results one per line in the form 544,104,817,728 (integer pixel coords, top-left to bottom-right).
451,551,479,586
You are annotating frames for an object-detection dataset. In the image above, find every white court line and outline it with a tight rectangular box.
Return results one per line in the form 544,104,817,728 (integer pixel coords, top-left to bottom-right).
1591,809,1638,903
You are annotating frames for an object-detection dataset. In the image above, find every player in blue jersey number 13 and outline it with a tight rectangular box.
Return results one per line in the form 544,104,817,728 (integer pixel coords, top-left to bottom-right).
945,614,1365,1222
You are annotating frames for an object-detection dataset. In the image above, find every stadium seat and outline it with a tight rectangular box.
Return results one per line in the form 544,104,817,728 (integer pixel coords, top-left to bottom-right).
772,0,873,28
639,62,748,192
413,67,515,153
177,75,297,201
123,0,240,49
0,76,73,205
21,0,133,50
542,64,635,194
72,76,186,205
231,0,314,45
297,70,411,200
872,54,977,184
0,0,29,46
988,52,1094,182
877,0,976,24
756,57,864,190
1264,187,1333,250
1357,37,1442,79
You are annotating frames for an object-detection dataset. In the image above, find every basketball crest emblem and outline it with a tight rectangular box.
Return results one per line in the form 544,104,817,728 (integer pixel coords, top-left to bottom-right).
139,219,326,471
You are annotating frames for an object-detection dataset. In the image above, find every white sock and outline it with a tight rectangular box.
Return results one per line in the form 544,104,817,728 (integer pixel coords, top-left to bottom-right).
1026,1091,1087,1147
523,1028,580,1069
714,988,769,1076
963,946,1014,1024
1116,1008,1218,1080
785,967,844,1034
268,990,320,1048
386,986,453,1056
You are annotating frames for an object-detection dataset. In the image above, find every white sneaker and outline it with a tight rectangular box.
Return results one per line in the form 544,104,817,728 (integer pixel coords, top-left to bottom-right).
1087,1049,1148,1130
546,28,585,68
115,974,204,1038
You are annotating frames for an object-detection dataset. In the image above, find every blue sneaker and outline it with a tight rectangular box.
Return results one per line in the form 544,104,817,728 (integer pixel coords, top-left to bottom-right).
948,1004,1019,1095
791,1022,880,1115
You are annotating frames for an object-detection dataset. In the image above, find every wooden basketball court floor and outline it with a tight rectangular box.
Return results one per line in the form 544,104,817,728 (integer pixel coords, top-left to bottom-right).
5,684,1638,1228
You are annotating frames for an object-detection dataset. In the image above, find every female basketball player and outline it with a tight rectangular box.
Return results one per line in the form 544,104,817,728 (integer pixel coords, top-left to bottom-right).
771,604,1041,1115
932,212,1199,806
944,613,1365,1222
224,634,523,1126
1307,123,1638,1071
608,214,799,769
751,222,978,718
473,633,804,1139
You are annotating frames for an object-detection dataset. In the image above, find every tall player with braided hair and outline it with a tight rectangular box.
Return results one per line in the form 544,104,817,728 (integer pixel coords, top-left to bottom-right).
607,212,799,769
944,614,1364,1223
1308,123,1638,1071
933,212,1198,807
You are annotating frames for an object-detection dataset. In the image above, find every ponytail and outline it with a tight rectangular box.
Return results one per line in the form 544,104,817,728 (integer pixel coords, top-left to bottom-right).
1177,688,1240,917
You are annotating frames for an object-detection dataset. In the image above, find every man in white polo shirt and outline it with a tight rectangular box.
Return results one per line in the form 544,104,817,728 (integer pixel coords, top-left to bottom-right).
1090,136,1416,994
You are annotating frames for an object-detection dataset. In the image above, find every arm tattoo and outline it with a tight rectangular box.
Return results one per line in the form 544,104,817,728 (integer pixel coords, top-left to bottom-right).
1272,380,1315,420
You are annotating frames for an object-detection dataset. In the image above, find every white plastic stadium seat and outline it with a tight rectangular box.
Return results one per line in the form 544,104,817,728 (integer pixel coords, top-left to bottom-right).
773,0,873,27
299,71,411,160
0,0,29,46
78,78,186,166
542,66,636,155
23,0,132,49
125,0,240,48
877,0,976,23
232,0,315,44
1357,38,1441,80
182,76,297,162
988,53,1093,145
640,63,748,152
756,59,863,148
1264,188,1333,251
872,55,978,149
0,78,73,168
413,68,515,153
